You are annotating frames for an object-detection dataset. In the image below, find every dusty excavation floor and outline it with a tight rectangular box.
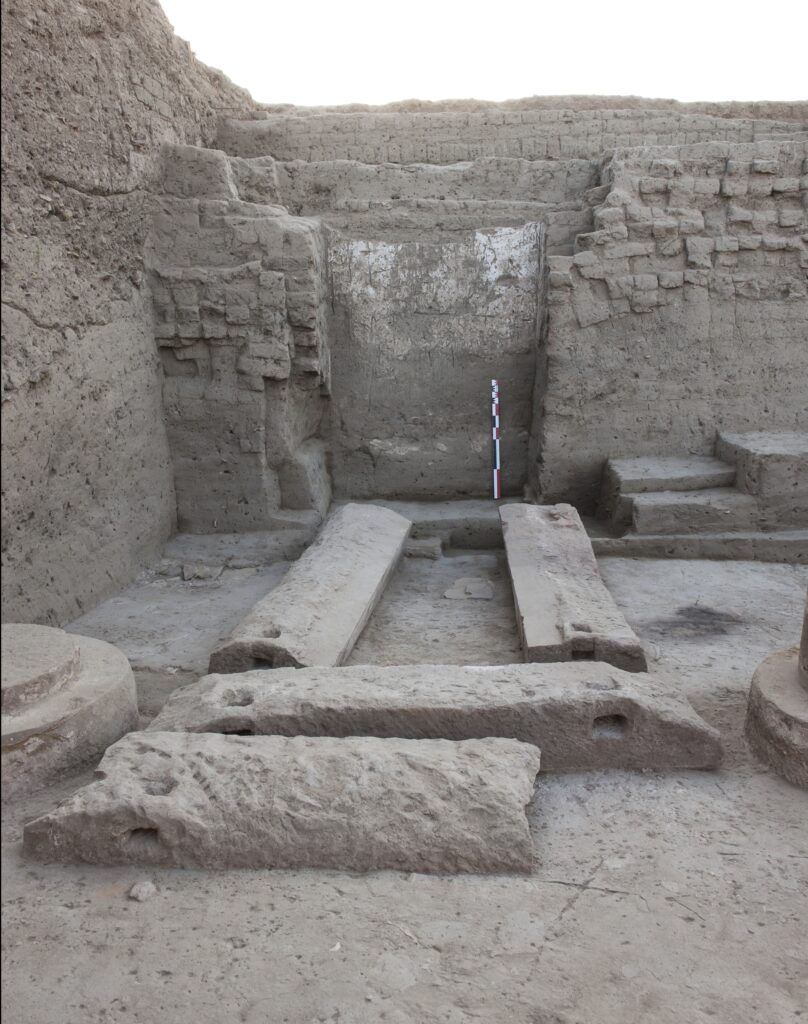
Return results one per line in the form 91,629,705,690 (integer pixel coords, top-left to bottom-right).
2,550,807,1024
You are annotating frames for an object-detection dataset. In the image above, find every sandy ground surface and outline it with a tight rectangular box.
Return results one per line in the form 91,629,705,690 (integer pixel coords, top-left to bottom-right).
3,555,807,1024
349,550,522,666
66,562,290,717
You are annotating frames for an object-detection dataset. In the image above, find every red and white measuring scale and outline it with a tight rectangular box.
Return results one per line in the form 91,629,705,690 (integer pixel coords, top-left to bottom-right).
491,378,501,500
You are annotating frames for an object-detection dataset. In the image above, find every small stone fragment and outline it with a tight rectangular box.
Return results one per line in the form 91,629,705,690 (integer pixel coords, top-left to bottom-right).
128,880,157,902
444,577,495,600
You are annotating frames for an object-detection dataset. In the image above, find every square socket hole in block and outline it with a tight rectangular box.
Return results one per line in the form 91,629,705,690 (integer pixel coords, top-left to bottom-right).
592,713,630,739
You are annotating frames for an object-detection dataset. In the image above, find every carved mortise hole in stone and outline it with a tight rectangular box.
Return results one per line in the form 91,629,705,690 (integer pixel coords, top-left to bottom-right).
142,777,177,796
222,689,255,707
572,650,596,661
248,657,277,670
223,728,254,736
123,828,163,856
263,627,282,639
592,714,630,739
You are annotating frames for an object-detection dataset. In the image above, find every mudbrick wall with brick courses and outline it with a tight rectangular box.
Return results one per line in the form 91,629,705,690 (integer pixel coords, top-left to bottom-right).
533,140,808,511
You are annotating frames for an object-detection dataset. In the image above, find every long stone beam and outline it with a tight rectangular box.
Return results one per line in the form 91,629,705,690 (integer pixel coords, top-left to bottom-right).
500,503,647,671
148,662,721,772
208,503,411,672
23,733,541,874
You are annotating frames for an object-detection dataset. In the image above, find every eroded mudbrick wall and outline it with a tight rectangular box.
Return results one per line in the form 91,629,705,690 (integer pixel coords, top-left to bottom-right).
149,146,331,531
1,0,255,623
217,109,799,163
535,140,808,510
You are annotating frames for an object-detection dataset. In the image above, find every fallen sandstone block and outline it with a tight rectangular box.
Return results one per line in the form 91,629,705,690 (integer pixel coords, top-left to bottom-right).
208,503,411,672
500,503,647,671
148,662,721,772
23,733,541,874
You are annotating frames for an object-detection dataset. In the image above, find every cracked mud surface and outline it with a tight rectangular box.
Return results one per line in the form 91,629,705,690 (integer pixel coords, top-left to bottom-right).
2,557,807,1024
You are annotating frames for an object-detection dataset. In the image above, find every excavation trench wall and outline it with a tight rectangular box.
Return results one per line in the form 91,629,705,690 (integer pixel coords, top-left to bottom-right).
1,0,255,624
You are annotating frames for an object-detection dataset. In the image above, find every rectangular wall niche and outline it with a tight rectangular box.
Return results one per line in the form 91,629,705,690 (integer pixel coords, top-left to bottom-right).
328,223,544,500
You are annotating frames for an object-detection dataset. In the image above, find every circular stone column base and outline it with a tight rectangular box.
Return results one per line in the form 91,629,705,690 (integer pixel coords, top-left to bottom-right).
1,625,138,801
745,646,808,789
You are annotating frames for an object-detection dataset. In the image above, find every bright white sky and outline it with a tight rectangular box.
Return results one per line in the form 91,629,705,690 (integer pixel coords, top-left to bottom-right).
160,0,808,107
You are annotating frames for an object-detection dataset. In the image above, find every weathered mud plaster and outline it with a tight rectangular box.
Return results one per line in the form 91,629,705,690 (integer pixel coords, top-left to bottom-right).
745,591,808,788
23,732,541,874
149,662,721,772
328,224,543,499
500,503,647,671
208,503,411,672
1,625,137,801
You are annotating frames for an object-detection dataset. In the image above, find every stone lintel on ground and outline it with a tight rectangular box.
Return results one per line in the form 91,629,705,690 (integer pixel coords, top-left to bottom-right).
148,662,721,771
23,733,541,874
208,502,411,672
500,503,647,671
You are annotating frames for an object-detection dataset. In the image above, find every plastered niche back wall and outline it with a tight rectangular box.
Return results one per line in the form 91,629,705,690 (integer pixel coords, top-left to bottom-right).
1,0,255,624
328,224,543,498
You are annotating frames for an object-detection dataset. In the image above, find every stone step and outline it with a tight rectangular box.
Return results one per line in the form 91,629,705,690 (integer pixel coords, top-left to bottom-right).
600,456,736,526
628,488,761,535
208,503,411,672
500,503,647,671
716,431,808,499
590,528,808,564
23,733,541,874
215,111,795,164
148,662,722,773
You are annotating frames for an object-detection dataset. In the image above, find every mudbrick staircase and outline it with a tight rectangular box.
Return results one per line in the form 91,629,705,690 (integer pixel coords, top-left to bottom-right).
591,432,808,563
